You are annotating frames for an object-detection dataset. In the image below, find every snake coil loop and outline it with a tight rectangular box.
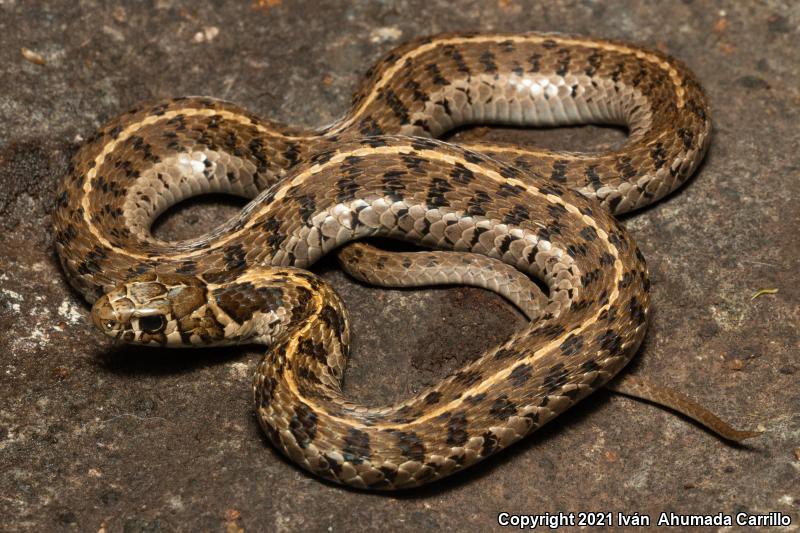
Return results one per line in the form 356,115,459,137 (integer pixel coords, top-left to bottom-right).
54,33,713,489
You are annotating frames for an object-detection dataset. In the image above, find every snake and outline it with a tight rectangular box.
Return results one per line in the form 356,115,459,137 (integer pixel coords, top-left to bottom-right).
52,32,758,490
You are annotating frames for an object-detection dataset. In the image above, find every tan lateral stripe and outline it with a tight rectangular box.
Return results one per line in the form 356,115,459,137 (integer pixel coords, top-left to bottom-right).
84,139,562,261
331,33,685,134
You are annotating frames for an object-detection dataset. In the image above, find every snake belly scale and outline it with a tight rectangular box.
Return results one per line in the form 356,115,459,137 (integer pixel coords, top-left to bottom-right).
53,33,711,489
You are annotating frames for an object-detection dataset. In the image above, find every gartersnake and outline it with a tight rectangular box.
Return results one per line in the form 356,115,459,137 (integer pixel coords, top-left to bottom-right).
53,33,755,490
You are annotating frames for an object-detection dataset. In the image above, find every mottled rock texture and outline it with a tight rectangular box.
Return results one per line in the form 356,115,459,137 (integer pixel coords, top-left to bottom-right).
1,1,797,531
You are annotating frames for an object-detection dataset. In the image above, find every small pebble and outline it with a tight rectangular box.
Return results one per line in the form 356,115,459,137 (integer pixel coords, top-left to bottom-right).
21,47,46,66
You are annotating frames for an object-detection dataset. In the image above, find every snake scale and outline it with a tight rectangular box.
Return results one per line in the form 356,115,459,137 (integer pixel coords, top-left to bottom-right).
53,32,729,489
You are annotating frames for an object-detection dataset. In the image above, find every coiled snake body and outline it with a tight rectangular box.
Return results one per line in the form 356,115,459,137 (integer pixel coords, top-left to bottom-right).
54,33,715,489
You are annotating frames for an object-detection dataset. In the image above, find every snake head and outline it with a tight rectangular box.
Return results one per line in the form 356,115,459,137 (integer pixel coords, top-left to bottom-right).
91,272,225,346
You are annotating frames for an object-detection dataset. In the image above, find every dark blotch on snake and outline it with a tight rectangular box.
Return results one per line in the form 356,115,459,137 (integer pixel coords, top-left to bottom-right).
446,412,469,446
213,282,283,324
289,402,318,448
342,428,371,464
489,395,518,421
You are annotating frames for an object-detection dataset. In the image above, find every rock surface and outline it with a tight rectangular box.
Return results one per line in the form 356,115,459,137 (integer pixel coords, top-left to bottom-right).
1,1,797,531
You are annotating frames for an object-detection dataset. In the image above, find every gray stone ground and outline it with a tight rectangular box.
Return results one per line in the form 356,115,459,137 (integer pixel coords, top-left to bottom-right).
1,1,798,531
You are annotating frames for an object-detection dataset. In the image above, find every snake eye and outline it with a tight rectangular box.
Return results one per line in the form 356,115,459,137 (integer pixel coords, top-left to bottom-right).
139,315,166,333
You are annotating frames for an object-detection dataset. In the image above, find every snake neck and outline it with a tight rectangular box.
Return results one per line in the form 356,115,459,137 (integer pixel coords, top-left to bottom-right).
253,268,351,403
200,266,345,350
